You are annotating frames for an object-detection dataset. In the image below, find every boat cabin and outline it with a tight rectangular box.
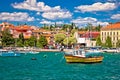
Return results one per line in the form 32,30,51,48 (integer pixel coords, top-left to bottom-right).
73,49,86,57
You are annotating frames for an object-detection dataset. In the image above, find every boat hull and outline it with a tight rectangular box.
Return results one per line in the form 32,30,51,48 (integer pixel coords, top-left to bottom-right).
64,55,103,63
0,53,20,56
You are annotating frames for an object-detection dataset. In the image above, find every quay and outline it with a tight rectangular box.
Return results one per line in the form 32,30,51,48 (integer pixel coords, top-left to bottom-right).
2,47,120,53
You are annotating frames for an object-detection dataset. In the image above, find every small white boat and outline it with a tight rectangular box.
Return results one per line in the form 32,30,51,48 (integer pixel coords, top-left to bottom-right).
28,51,39,54
0,49,21,56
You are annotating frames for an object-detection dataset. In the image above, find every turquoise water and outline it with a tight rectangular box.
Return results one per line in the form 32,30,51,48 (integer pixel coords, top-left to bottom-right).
0,52,120,80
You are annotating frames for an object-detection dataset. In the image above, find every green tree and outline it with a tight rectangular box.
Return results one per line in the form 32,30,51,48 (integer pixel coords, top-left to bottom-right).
42,24,49,30
62,24,71,32
26,35,37,47
71,29,77,36
63,37,77,46
84,23,93,31
1,29,15,47
54,33,66,44
96,36,102,46
24,39,29,47
50,25,54,31
116,39,120,47
38,35,48,48
17,33,24,47
105,36,112,48
95,24,102,31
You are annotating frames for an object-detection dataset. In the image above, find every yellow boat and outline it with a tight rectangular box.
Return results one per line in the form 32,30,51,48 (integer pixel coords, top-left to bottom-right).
64,49,104,63
65,55,103,63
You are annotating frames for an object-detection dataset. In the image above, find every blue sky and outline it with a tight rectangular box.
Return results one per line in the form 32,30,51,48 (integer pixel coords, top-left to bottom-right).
0,0,120,27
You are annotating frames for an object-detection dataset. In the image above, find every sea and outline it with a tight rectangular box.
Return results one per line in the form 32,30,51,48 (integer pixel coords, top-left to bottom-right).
0,52,120,80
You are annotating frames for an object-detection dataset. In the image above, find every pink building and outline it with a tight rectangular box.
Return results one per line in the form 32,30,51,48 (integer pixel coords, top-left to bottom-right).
0,22,37,39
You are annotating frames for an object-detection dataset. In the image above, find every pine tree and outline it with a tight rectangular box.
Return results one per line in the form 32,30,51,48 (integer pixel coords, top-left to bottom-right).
105,36,112,48
96,36,102,46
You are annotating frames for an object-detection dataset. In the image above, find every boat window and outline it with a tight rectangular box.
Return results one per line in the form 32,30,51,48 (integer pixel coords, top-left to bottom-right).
79,51,82,55
73,51,76,55
76,51,78,55
77,51,79,55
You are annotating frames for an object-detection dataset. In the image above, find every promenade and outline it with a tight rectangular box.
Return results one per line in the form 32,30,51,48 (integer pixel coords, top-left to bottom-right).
3,47,120,53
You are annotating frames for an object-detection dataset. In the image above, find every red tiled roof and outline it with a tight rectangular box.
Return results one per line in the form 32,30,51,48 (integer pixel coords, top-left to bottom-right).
81,32,100,38
13,25,33,31
101,22,120,30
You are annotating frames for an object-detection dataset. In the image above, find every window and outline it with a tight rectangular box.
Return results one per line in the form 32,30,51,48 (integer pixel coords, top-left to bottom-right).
114,32,115,35
117,37,118,41
108,32,109,35
102,32,103,36
117,32,118,35
110,32,112,35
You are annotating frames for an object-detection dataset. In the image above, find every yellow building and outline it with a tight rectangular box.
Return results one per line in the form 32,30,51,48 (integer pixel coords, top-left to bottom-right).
101,22,120,47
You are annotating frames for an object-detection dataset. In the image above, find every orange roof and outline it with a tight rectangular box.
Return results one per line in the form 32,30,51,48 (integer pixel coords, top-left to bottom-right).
13,25,33,30
78,31,86,35
101,22,120,30
32,29,49,33
42,34,53,37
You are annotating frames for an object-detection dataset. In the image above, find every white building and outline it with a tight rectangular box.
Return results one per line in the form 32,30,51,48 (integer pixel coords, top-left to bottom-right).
74,31,99,47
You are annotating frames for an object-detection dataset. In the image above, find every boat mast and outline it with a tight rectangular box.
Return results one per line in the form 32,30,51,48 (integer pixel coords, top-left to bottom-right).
88,23,92,47
67,28,69,49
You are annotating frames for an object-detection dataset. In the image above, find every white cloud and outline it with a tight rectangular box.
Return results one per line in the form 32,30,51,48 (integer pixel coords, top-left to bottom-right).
56,21,64,24
0,12,34,21
75,2,117,12
71,17,109,27
111,14,120,20
12,0,61,12
71,17,97,24
40,19,54,24
40,19,64,25
12,0,72,20
42,11,72,20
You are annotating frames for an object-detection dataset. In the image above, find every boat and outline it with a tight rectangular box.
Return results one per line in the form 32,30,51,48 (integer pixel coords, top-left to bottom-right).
64,49,104,63
28,51,39,54
86,47,103,53
18,50,39,54
31,57,37,60
0,49,21,56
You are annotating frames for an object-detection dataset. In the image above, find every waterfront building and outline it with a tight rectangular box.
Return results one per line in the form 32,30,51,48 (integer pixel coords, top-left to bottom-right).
74,31,100,47
101,22,120,47
32,29,55,46
11,25,34,39
33,28,67,47
0,22,14,31
0,22,37,39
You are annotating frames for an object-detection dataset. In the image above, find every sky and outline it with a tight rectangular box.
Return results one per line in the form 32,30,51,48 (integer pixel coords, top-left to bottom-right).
0,0,120,27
